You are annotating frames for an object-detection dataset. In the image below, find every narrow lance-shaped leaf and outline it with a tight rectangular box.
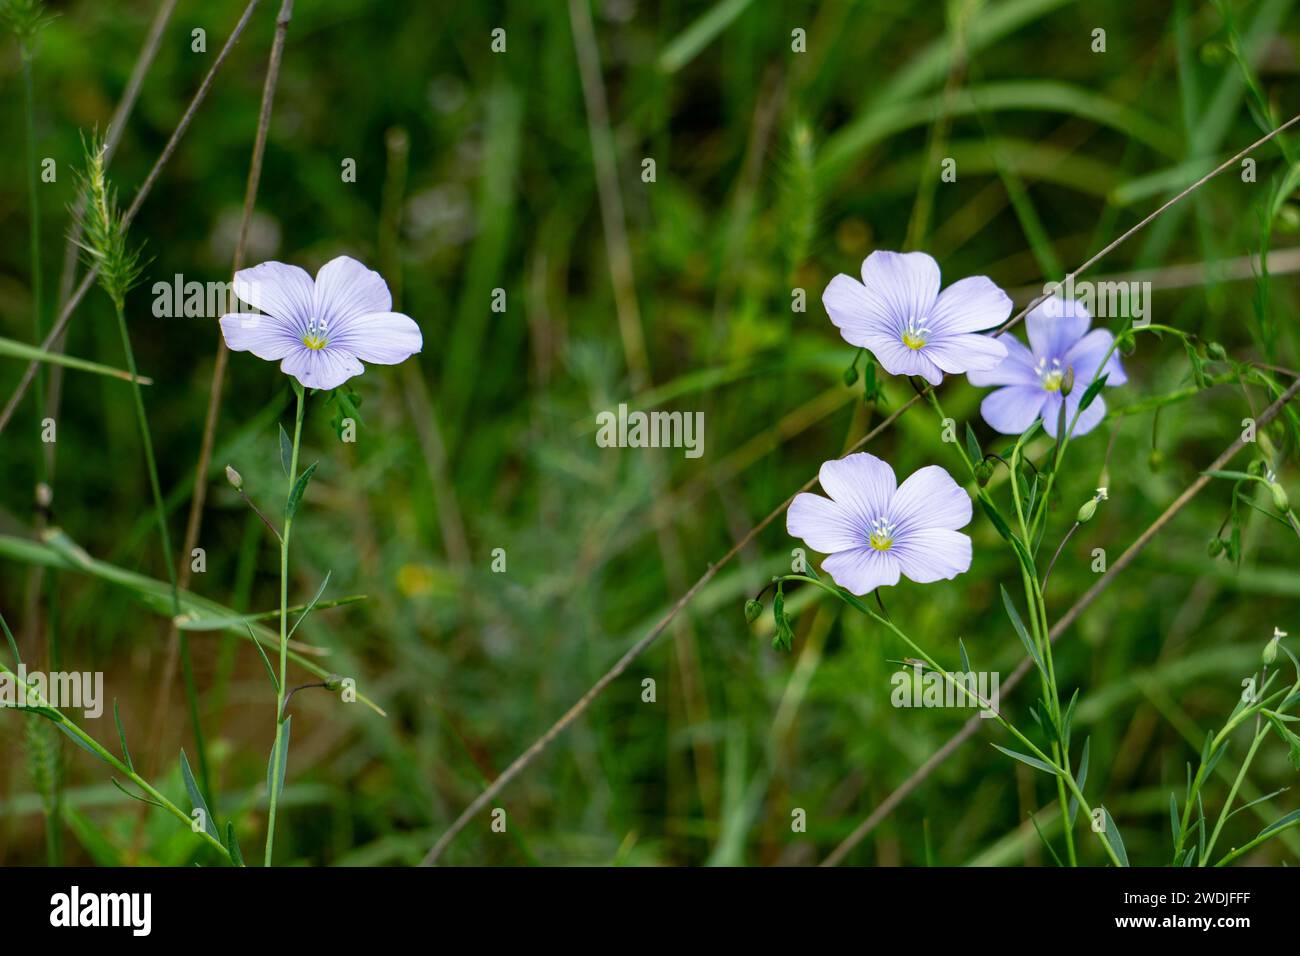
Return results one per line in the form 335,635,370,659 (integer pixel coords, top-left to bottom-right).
1103,808,1130,867
1001,585,1046,679
268,716,292,799
286,462,318,520
991,742,1059,776
181,749,220,842
113,699,133,773
279,423,293,479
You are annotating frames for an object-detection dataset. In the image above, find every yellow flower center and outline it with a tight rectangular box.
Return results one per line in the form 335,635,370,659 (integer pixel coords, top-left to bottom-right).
302,316,329,351
868,516,895,551
1042,369,1064,391
901,315,930,351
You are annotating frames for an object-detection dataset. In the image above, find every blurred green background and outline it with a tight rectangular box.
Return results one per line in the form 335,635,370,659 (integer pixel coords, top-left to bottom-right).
2,0,1300,866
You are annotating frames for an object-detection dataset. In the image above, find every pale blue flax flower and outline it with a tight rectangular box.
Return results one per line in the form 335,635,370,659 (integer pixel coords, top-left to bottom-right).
822,251,1011,386
787,452,973,595
967,296,1125,438
220,255,422,390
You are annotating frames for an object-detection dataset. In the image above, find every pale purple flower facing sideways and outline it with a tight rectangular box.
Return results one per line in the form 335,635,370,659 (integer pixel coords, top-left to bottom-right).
822,251,1011,385
967,296,1126,439
787,452,973,595
219,255,422,390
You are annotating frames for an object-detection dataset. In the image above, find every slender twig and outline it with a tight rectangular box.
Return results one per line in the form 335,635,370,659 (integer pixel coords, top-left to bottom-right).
820,377,1300,865
0,0,264,439
422,114,1300,866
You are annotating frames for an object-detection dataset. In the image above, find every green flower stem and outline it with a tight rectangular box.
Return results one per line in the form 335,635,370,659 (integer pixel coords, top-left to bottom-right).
1200,727,1267,865
1173,674,1296,862
111,299,211,796
778,573,1122,867
929,390,1078,863
0,659,232,863
265,382,305,867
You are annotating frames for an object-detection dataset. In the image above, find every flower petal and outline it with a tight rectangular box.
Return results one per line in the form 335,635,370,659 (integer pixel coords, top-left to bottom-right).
821,547,900,595
817,453,897,523
925,332,1008,374
860,332,946,385
892,528,972,583
219,312,302,360
823,273,890,345
966,333,1039,387
1040,390,1107,439
313,256,393,327
860,251,941,325
1026,297,1091,360
787,493,864,553
280,347,365,391
928,275,1012,334
329,311,422,365
980,385,1048,435
890,464,972,532
234,261,315,331
1064,328,1127,386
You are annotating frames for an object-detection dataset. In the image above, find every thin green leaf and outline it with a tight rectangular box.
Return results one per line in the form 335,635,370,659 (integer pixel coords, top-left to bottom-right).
288,571,333,642
0,334,152,384
181,749,219,842
1029,813,1065,867
991,742,1059,776
1068,736,1090,825
113,699,133,773
279,423,293,479
1001,585,1046,679
1103,808,1130,866
0,610,19,668
286,461,318,520
267,716,292,798
247,624,279,693
964,424,982,468
226,821,246,867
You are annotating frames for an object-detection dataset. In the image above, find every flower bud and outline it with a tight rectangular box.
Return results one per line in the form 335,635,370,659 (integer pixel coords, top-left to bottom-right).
1270,481,1290,513
1060,366,1075,397
1077,497,1099,523
1207,537,1225,558
1263,636,1280,666
1148,448,1164,471
1206,342,1227,361
842,365,859,387
225,465,243,491
324,674,345,692
973,460,994,486
744,599,763,624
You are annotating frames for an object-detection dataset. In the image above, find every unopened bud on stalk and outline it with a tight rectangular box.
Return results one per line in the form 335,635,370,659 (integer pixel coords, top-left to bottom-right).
973,460,994,486
1206,342,1227,361
1077,488,1106,523
1060,366,1075,397
1263,635,1280,666
225,465,243,492
842,365,859,387
744,599,763,624
324,674,345,692
1269,481,1290,513
1207,538,1225,557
